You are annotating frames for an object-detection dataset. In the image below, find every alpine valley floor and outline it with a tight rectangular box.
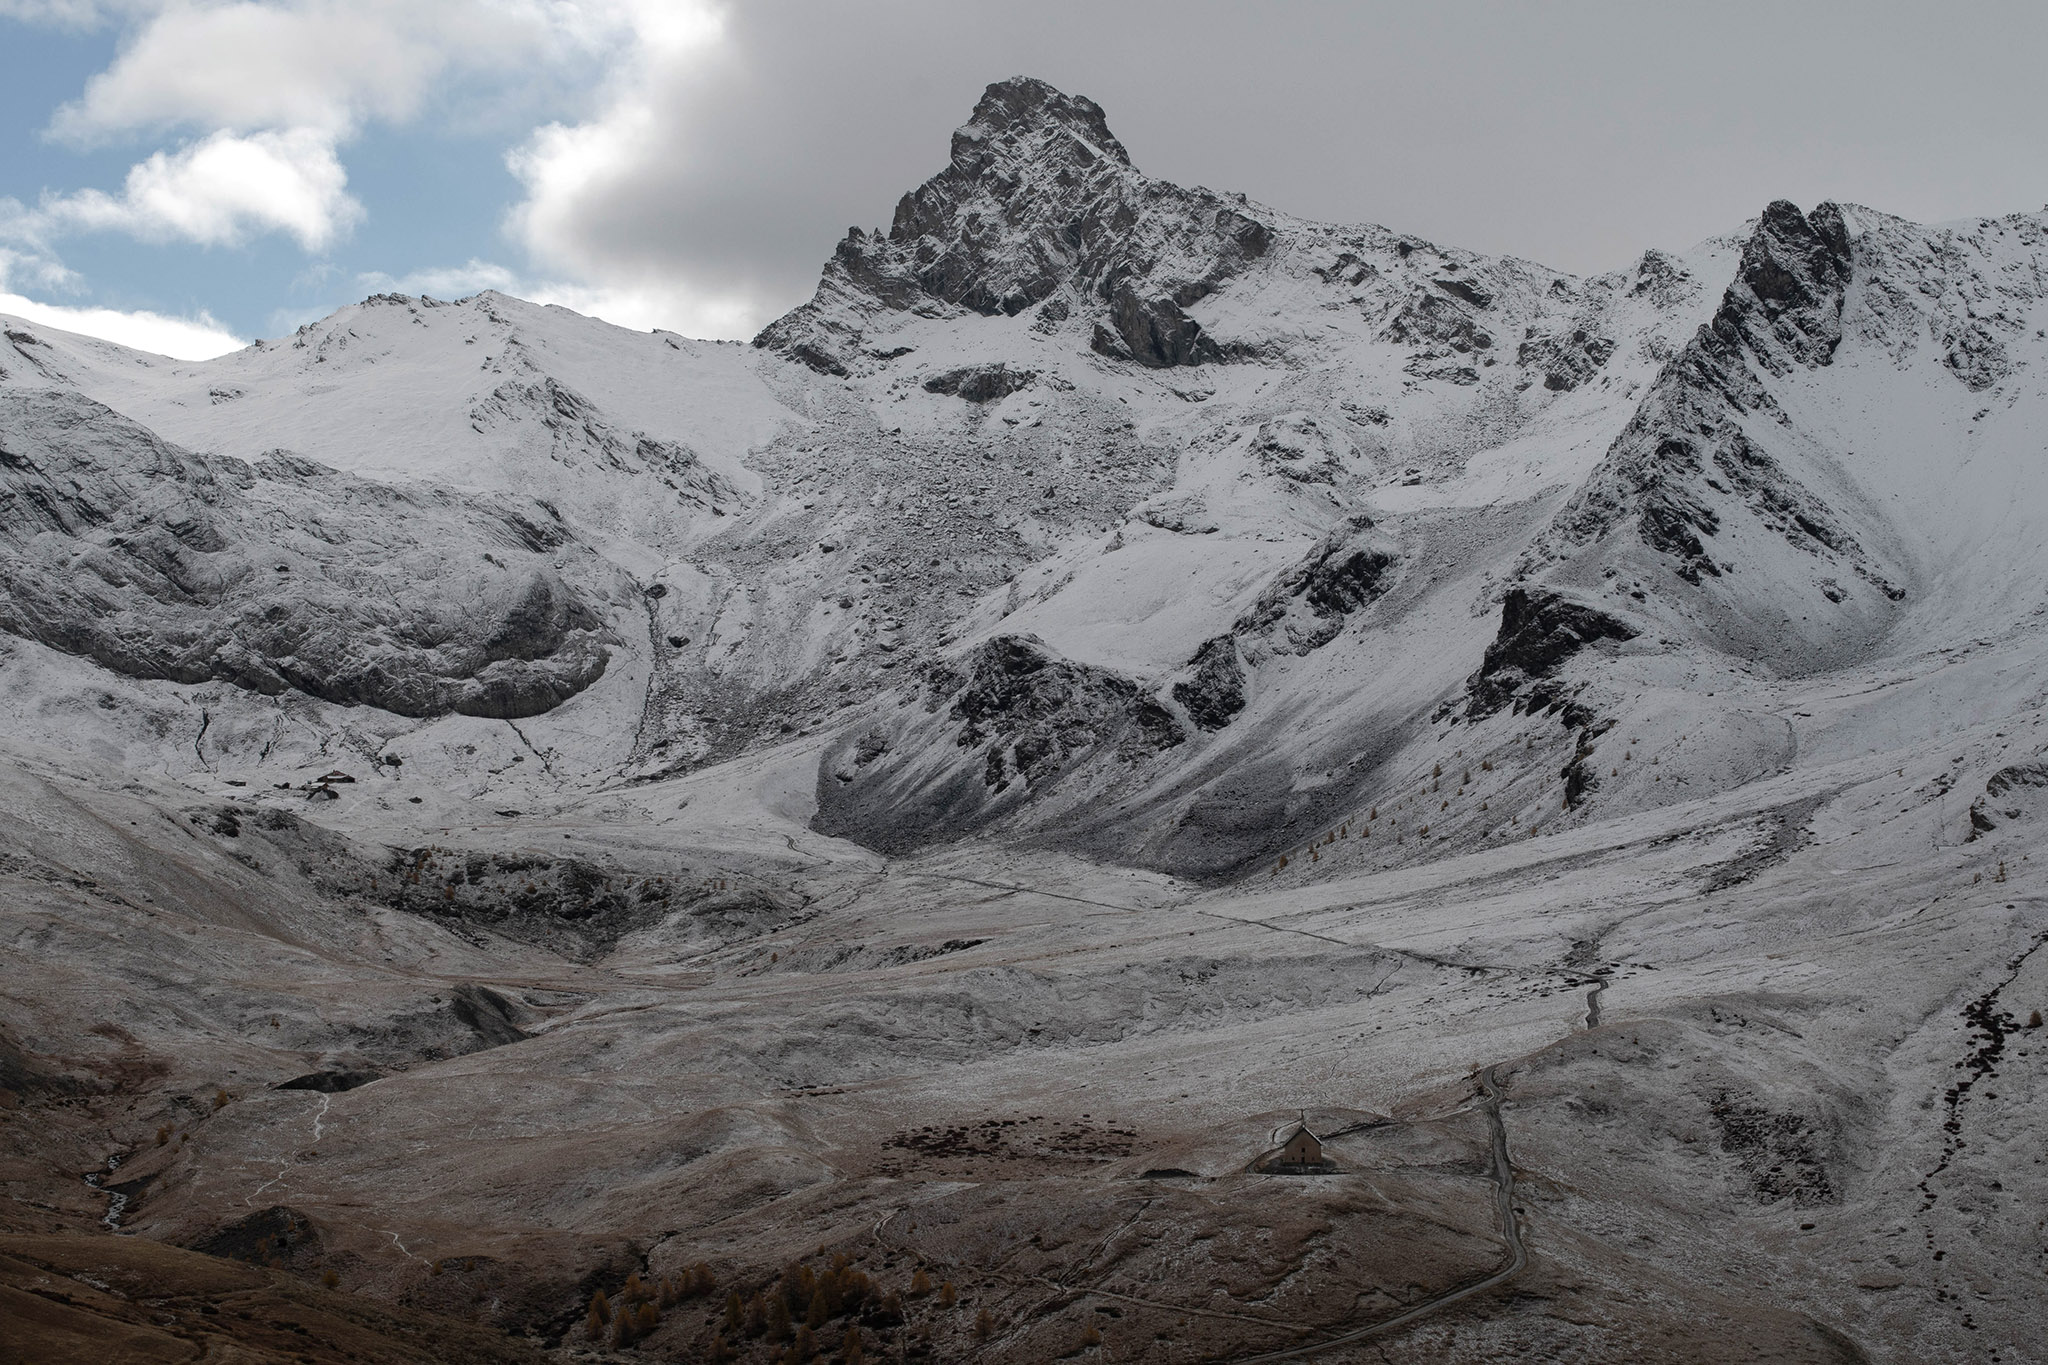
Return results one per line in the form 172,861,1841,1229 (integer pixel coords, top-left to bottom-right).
4,679,2044,1364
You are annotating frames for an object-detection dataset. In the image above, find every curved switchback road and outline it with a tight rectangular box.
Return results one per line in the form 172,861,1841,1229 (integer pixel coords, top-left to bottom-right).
1232,1065,1529,1363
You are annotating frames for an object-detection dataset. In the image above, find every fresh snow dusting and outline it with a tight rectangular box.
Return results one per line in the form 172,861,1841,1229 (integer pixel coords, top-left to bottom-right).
4,75,2047,1365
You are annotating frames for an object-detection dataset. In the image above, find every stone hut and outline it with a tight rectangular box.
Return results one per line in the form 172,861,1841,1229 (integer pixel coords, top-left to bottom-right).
1262,1122,1333,1173
1278,1124,1324,1167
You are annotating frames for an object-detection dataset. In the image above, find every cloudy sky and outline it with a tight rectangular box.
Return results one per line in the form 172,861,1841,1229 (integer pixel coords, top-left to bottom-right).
2,1,2045,359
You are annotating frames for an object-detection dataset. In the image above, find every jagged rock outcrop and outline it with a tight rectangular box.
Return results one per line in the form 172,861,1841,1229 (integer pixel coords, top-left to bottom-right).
1465,588,1638,719
0,388,619,718
1173,636,1248,732
753,73,1695,421
1248,413,1349,485
1542,201,1860,559
1714,200,1854,374
1531,201,1907,655
1517,327,1617,392
1383,289,1496,356
941,635,1184,791
1233,519,1398,662
1966,763,2048,839
1169,519,1394,733
922,363,1036,402
814,634,1183,854
754,76,1273,373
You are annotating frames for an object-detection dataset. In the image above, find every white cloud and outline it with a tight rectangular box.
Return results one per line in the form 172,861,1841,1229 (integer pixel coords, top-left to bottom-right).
16,2,636,263
5,0,765,340
344,256,755,339
41,127,362,251
506,2,757,337
0,291,244,358
0,0,140,28
522,276,758,338
0,238,77,293
47,1,615,143
355,258,520,298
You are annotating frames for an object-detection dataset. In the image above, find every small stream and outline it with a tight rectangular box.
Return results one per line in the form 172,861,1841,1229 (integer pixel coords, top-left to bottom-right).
82,1153,128,1230
1584,972,1610,1030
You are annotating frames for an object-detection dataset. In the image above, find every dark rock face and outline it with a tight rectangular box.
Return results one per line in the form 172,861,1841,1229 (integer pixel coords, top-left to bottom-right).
1432,275,1495,309
1173,636,1247,731
784,342,849,377
1382,290,1494,355
1233,518,1397,660
755,77,1271,372
378,848,726,960
1517,327,1616,391
275,1069,381,1093
1466,588,1638,719
1712,200,1854,374
1559,717,1619,809
0,389,618,719
814,634,1183,854
1985,764,2048,800
1163,519,1393,735
444,983,531,1049
949,636,1184,790
1092,290,1222,368
340,984,535,1067
922,363,1037,402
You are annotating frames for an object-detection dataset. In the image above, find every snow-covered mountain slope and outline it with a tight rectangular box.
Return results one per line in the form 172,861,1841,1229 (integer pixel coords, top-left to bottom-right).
0,78,1739,861
3,74,2046,894
9,77,2048,891
0,293,785,588
0,387,630,720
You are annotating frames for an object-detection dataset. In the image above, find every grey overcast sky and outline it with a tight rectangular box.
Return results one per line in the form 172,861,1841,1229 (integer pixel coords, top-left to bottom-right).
3,0,2046,355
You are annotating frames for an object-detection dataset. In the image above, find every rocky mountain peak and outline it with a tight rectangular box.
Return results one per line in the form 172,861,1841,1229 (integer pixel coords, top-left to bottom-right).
1713,198,1854,372
943,75,1130,178
755,77,1272,374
